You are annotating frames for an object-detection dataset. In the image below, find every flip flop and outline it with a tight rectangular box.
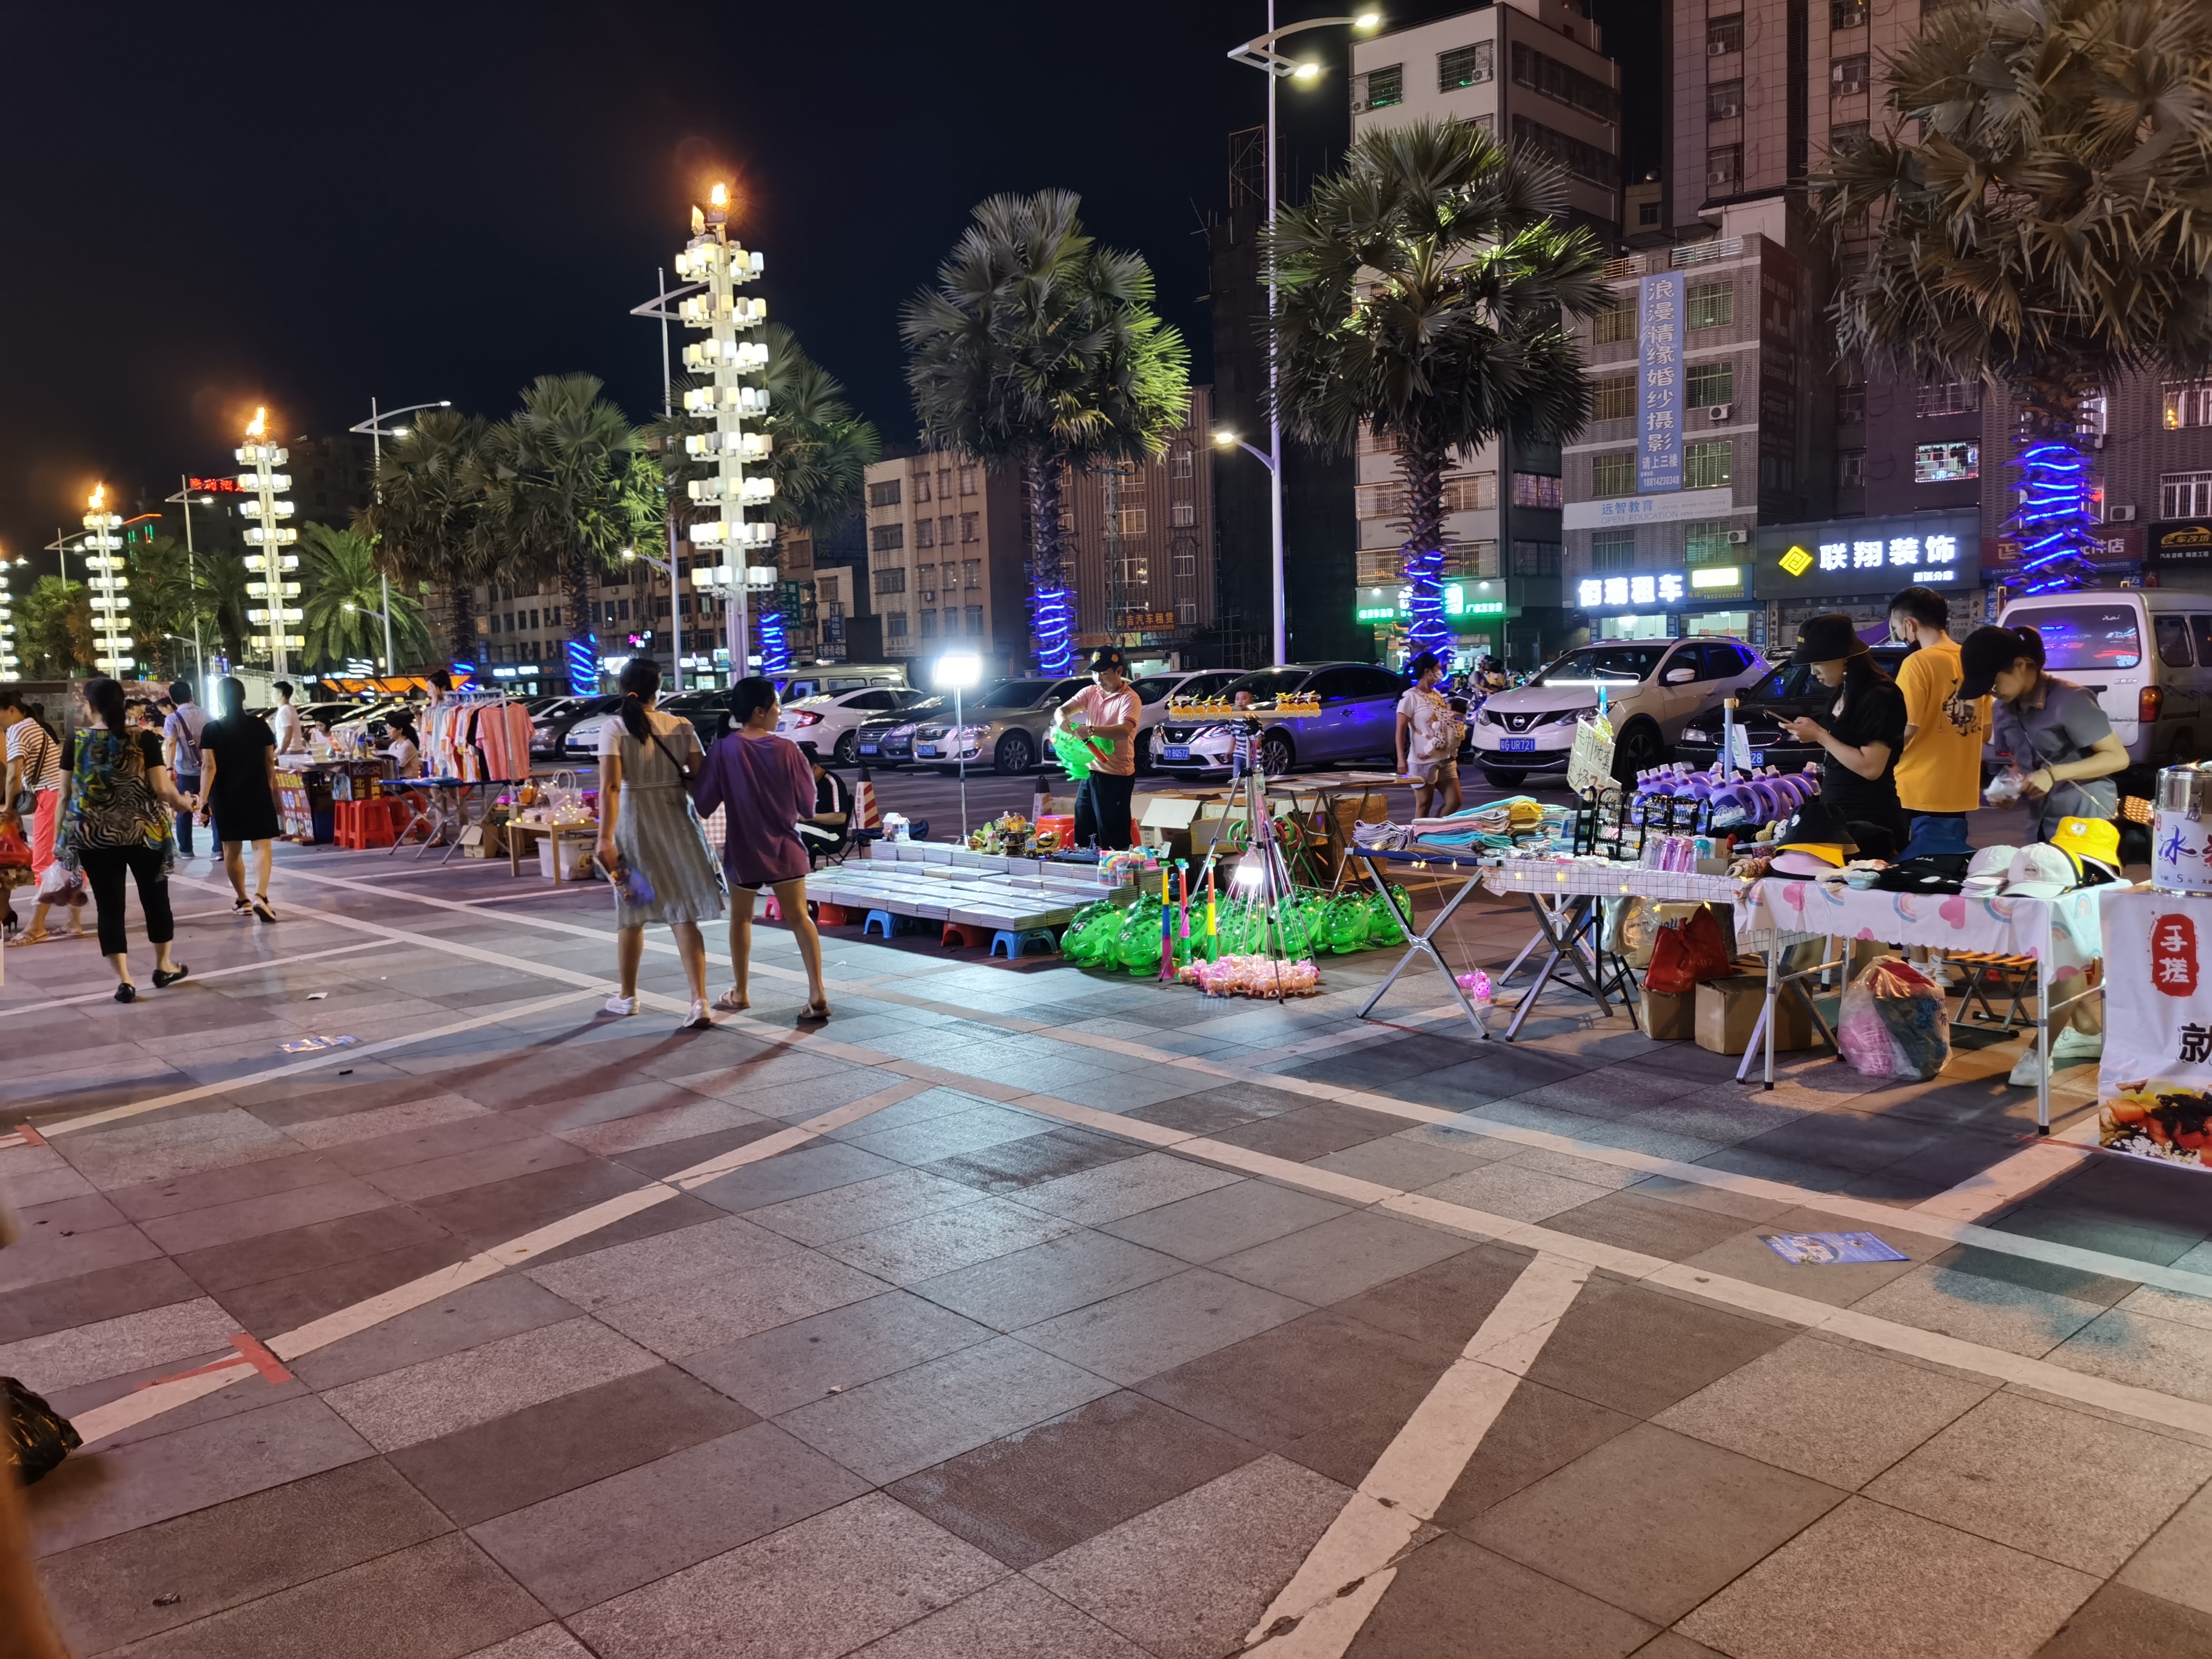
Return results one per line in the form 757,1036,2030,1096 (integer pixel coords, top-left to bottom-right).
714,988,750,1012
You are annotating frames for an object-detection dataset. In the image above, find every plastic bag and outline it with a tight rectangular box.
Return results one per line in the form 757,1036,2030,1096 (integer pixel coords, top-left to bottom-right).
4,1376,81,1484
34,862,85,906
1836,957,1951,1081
1642,905,1731,995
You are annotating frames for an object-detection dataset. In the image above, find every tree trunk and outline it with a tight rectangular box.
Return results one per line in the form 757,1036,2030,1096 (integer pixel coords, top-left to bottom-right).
1398,434,1451,662
1026,451,1074,675
446,570,476,669
2006,374,2100,594
565,543,595,692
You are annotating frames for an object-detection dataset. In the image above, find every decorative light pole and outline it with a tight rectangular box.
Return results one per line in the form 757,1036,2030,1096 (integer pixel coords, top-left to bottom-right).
238,408,302,675
82,487,134,677
674,182,776,685
0,556,20,677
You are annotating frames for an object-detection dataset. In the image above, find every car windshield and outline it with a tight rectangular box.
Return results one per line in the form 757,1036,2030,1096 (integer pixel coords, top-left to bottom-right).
977,677,1059,708
1131,677,1179,704
1530,646,1667,686
1741,647,1906,706
1220,668,1311,702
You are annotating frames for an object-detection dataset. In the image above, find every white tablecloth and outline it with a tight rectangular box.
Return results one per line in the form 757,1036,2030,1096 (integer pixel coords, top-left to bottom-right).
1734,878,2106,977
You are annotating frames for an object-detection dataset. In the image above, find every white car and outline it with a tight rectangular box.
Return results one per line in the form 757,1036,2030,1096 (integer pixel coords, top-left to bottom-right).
776,686,934,766
1472,637,1769,786
1128,669,1244,771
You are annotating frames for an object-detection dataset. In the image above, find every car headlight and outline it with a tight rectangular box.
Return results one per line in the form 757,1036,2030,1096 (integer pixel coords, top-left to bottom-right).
1682,726,1709,743
1544,709,1583,726
1479,708,1504,725
888,725,915,740
956,725,987,739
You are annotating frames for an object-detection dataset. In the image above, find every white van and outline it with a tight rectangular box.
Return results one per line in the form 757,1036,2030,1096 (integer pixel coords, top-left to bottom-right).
1996,589,2212,766
777,663,909,699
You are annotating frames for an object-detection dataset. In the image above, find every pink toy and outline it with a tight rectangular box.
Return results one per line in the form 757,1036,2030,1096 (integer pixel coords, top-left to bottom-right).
1455,969,1493,1004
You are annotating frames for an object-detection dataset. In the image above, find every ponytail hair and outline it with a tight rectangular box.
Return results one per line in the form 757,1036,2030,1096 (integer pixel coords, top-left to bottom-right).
617,655,662,740
727,675,778,728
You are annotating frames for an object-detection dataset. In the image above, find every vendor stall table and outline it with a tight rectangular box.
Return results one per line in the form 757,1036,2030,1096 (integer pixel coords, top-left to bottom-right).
506,819,599,884
1731,877,2108,1132
808,842,1137,937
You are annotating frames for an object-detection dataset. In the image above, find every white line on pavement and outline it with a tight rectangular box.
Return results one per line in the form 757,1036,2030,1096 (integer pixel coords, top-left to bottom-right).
1244,1253,1591,1657
0,941,394,1021
67,1076,926,1449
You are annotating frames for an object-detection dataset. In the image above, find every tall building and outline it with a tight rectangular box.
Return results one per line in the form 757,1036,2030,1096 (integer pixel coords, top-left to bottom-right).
1063,385,1218,661
1349,0,1622,668
862,450,1027,672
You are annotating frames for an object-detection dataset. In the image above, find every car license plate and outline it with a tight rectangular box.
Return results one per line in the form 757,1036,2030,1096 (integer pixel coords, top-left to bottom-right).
916,744,939,757
858,744,877,755
1749,749,1765,767
1500,737,1536,753
1162,745,1191,761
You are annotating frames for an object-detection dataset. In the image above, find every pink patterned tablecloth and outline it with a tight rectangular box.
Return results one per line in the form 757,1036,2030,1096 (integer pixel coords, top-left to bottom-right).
1734,878,2107,975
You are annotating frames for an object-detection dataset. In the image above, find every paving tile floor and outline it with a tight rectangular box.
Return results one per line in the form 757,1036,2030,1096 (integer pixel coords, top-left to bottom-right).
0,841,2208,1657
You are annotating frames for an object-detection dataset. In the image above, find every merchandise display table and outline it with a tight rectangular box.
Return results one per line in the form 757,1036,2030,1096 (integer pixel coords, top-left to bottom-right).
1731,877,2108,1130
808,843,1138,936
505,817,600,884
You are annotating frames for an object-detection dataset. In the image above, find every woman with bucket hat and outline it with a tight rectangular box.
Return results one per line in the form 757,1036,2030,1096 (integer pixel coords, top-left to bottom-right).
1777,613,1909,854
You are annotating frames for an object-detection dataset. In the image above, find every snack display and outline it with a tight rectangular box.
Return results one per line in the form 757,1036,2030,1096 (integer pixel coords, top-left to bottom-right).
1178,953,1322,998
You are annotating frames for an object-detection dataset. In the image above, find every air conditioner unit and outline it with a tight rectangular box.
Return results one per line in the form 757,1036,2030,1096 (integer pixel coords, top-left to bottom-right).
1708,169,1737,187
1727,529,1750,545
1712,102,1741,120
1350,99,1368,113
1708,403,1735,422
2108,504,2137,523
1708,39,1731,55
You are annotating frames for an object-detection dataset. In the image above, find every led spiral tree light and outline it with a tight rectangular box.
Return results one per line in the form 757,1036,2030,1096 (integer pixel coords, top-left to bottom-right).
82,487,133,676
674,183,776,685
756,604,790,675
238,409,303,674
1402,541,1450,660
2009,436,2100,594
1031,581,1074,677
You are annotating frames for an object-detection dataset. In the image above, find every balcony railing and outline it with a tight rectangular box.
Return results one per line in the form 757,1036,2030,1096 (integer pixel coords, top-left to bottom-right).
1600,236,1747,283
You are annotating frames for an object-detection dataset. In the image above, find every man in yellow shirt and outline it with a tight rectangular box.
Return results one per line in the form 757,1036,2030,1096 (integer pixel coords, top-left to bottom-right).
1888,585,1989,819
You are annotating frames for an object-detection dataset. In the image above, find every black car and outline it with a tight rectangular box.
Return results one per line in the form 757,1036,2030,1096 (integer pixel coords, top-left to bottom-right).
850,695,945,767
1672,643,1911,774
529,694,620,759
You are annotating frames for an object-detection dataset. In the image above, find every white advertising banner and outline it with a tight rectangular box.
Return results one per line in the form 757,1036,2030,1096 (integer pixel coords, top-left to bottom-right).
2098,890,2212,1170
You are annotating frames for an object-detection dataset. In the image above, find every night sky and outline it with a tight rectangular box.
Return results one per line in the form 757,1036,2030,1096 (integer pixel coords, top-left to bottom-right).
0,1,1657,562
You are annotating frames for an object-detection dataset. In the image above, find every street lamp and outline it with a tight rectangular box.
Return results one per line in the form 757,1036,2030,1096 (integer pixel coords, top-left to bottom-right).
0,555,19,678
82,487,134,676
161,478,217,689
238,408,302,676
618,545,682,691
1225,6,1383,665
349,398,451,681
673,181,777,689
341,599,395,672
934,651,984,839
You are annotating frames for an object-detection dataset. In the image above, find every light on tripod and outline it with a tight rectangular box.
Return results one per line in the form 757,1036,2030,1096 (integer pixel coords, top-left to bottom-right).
1232,851,1267,890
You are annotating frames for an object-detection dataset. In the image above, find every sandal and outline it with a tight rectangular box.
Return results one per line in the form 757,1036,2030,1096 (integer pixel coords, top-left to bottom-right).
12,930,48,947
153,965,190,989
798,999,831,1023
714,988,750,1013
252,896,278,923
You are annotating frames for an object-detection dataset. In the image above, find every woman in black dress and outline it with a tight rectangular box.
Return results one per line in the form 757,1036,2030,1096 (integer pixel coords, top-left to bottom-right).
195,676,281,922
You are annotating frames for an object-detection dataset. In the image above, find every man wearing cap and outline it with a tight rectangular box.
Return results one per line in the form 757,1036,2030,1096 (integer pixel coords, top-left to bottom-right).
1053,648,1140,852
1778,613,1909,851
1957,625,2129,845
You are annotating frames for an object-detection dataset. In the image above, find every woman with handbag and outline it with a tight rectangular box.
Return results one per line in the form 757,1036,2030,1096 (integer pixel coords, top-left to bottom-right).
1,689,83,945
691,676,830,1021
59,677,193,1001
596,656,723,1028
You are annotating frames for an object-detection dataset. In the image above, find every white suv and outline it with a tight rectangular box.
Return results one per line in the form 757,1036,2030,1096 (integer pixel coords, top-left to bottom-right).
777,686,933,765
1473,637,1769,786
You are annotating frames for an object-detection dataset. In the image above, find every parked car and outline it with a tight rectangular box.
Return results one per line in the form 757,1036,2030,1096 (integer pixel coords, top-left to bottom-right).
1992,590,2212,779
1153,663,1409,777
1472,637,1769,787
324,698,418,746
852,696,947,767
776,686,934,765
1674,644,1910,775
1128,669,1244,772
776,663,910,699
536,694,620,760
914,675,1090,774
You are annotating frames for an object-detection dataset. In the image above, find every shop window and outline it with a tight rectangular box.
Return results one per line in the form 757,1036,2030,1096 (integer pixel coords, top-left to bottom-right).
1592,451,1637,497
1684,439,1733,489
1591,530,1636,572
1687,283,1734,329
1686,361,1734,407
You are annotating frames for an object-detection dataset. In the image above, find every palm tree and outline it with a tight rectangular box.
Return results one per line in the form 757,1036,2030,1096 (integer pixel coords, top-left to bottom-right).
1269,118,1608,660
192,555,251,666
1813,0,2212,588
16,577,93,677
481,375,648,691
125,535,208,680
361,409,495,664
902,190,1190,674
649,324,882,673
299,522,432,672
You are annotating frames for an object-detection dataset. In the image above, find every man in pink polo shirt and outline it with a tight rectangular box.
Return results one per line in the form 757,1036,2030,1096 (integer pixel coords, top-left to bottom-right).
1053,647,1140,851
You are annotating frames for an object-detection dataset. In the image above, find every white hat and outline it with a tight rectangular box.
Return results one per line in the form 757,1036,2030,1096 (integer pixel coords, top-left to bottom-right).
1962,843,2016,894
2002,843,2077,899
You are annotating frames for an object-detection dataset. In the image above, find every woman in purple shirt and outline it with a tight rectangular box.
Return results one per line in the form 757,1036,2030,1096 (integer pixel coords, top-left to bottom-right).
692,677,830,1020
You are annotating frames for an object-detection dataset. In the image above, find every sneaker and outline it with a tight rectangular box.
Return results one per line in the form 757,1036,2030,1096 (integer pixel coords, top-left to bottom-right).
603,995,637,1017
685,999,714,1030
2006,1027,2103,1087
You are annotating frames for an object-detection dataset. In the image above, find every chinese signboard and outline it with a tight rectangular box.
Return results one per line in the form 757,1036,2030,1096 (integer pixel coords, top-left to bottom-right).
1637,271,1684,494
1572,567,1746,611
2148,520,2212,566
1754,509,1982,599
1355,585,1509,624
2099,893,2212,1171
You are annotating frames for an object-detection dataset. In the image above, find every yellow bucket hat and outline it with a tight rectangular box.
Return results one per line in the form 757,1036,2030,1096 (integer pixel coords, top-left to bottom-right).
2051,816,2120,876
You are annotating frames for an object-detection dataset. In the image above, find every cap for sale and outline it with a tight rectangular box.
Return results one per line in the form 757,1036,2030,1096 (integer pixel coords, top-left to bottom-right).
1771,795,1859,865
1899,815,1974,866
2049,816,2120,877
1962,843,2017,893
2001,842,2079,899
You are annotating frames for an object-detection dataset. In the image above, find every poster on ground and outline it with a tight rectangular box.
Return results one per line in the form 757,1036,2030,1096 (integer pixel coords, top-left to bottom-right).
2097,890,2212,1171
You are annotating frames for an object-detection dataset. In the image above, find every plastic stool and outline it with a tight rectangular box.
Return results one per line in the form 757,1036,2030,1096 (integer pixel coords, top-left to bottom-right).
863,910,897,939
991,928,1059,959
942,922,990,950
815,902,851,925
762,896,782,922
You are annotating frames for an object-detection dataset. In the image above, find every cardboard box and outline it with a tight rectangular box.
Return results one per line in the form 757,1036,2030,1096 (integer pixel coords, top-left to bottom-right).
1695,974,1815,1056
1641,987,1698,1041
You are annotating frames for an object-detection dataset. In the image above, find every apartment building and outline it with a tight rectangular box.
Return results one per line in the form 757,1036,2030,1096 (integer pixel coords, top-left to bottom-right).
1349,0,1620,668
862,450,1027,674
1062,385,1217,659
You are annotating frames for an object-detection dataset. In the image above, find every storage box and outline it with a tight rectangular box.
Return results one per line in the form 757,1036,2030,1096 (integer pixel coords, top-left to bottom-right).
1695,974,1815,1056
1641,987,1698,1041
538,834,592,880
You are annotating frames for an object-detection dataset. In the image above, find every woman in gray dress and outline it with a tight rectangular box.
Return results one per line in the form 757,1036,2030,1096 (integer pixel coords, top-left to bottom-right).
595,657,725,1028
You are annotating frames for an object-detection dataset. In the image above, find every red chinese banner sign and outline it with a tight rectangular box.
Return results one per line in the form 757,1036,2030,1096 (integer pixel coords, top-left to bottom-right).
2100,893,2212,1169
